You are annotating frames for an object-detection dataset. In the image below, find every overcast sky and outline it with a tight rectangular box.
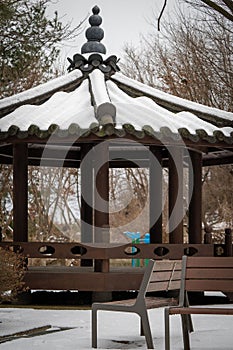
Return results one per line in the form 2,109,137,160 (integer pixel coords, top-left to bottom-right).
47,0,176,65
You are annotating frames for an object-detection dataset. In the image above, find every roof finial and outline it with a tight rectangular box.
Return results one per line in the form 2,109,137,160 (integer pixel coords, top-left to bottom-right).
81,5,106,54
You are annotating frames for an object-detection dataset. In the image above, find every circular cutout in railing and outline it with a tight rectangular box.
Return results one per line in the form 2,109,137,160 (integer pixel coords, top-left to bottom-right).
38,245,55,256
8,245,24,253
184,247,198,256
154,246,169,257
124,246,140,256
71,246,87,256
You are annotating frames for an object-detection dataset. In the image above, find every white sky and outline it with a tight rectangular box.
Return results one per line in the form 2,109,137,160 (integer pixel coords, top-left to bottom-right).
46,0,176,65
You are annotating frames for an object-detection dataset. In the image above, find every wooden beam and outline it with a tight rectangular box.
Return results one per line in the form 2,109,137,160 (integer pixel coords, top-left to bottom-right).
149,146,163,243
168,147,184,243
189,150,202,243
13,143,28,241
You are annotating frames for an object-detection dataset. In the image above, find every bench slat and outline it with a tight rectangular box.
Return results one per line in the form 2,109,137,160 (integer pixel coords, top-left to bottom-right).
186,257,233,268
165,256,233,350
152,261,182,271
185,279,233,292
150,270,181,283
186,268,233,279
147,280,181,293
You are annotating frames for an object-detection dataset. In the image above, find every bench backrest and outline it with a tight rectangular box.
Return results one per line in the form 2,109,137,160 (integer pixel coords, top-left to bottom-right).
138,259,182,299
181,256,233,295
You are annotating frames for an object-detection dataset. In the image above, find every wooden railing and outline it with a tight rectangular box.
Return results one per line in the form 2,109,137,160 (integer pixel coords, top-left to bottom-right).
0,241,232,261
0,229,232,292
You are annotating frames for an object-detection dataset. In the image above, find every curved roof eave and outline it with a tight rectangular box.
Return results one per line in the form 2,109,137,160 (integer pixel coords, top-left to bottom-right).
0,68,232,146
111,73,233,127
0,70,83,118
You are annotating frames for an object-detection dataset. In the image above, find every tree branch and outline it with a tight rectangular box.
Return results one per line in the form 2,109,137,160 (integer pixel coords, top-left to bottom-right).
221,0,233,13
200,0,233,21
158,0,167,31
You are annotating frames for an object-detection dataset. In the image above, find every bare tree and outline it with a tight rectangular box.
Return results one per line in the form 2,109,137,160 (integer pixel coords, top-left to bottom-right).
202,165,233,240
28,166,80,242
182,0,233,22
122,5,233,238
109,168,150,241
122,6,232,111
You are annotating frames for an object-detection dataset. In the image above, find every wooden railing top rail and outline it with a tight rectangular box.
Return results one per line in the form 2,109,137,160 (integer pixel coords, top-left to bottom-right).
0,241,218,259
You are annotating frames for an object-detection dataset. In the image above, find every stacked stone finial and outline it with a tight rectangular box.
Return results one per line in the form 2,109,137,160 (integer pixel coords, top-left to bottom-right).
81,5,106,54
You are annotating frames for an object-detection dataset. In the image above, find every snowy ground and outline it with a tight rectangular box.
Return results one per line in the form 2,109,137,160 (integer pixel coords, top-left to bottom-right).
0,304,233,349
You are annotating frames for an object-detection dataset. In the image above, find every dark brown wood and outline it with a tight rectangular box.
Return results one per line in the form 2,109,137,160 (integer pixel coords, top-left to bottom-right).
225,228,232,256
93,142,110,272
1,143,232,168
186,268,233,279
169,307,233,315
80,144,94,243
189,150,202,243
94,142,109,239
2,132,233,150
2,241,232,291
168,147,183,243
149,146,163,243
24,267,143,291
80,144,94,266
0,242,216,260
185,256,233,292
13,143,28,241
166,256,233,350
94,259,109,272
186,256,233,267
204,226,213,244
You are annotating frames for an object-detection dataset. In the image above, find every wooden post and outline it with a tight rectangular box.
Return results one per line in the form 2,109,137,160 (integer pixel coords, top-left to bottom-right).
13,143,28,242
80,144,94,266
92,143,111,302
225,228,232,257
168,147,183,243
189,150,202,243
93,142,110,271
149,146,163,243
204,226,213,244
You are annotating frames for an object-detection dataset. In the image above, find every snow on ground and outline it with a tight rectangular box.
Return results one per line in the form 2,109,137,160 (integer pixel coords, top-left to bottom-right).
0,305,233,349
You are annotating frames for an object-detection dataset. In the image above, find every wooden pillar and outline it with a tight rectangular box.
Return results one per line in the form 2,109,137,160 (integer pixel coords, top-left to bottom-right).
94,142,109,238
168,147,183,243
149,146,163,243
93,142,109,272
80,144,94,266
189,150,202,243
225,228,232,257
204,226,212,244
13,143,28,242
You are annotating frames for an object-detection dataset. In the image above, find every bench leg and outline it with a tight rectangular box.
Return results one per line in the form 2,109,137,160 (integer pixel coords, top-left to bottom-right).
164,308,170,350
92,307,98,348
140,310,154,349
181,314,190,350
185,293,194,333
187,314,194,333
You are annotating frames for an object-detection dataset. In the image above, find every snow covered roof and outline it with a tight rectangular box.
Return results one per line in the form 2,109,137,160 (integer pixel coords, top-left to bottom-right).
0,5,232,146
0,66,232,145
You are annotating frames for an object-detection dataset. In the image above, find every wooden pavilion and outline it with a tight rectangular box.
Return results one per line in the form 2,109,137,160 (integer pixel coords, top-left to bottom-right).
0,6,233,294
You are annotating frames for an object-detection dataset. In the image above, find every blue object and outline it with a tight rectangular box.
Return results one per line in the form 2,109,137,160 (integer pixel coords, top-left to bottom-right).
123,232,150,267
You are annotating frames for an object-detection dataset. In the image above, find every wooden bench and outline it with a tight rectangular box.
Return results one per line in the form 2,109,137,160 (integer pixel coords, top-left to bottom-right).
92,259,192,349
165,256,233,350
